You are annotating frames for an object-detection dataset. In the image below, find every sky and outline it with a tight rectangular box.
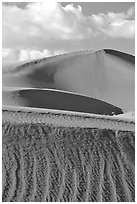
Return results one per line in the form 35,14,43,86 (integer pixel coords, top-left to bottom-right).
2,1,135,67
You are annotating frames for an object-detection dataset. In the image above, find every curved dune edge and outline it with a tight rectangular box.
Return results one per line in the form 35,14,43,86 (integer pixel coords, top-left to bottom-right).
2,106,135,132
104,49,135,63
2,88,123,116
2,49,135,202
3,49,134,74
3,49,135,111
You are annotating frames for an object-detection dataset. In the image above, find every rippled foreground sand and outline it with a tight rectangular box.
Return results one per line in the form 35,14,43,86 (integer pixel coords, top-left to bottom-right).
2,108,135,202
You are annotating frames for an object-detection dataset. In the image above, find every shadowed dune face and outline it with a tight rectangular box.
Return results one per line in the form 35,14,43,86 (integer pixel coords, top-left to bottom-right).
104,49,135,64
2,49,135,202
3,89,123,116
2,123,135,202
3,49,135,111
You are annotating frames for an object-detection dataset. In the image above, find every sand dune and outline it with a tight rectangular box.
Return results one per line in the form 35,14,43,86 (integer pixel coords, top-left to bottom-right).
3,88,123,116
2,106,135,131
2,48,135,202
3,49,135,111
3,121,135,202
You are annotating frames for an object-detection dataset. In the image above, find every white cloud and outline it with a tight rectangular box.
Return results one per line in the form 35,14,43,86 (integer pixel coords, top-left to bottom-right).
91,13,135,39
19,49,66,61
2,48,66,66
2,2,135,65
19,49,52,61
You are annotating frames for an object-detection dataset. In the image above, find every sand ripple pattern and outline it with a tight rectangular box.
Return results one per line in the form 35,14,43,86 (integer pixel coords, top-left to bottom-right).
2,123,135,202
2,107,135,132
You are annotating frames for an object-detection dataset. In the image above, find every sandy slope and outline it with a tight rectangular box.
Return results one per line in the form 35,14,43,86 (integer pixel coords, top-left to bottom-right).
2,106,135,131
3,49,135,111
2,121,135,202
2,49,135,202
3,88,123,116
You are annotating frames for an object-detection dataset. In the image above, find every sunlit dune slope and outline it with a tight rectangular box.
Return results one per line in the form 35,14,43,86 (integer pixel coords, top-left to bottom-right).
2,88,123,116
3,49,135,111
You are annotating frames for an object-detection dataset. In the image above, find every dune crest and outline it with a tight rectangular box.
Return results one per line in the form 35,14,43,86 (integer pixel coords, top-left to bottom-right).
2,88,123,116
2,49,135,202
3,49,135,112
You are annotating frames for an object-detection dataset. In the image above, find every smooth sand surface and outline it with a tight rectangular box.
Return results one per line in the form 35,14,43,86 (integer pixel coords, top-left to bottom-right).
3,88,123,116
2,49,135,202
3,49,135,112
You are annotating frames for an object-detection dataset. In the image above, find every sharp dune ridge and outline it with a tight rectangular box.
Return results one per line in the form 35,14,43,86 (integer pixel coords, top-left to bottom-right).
3,88,123,116
2,107,135,132
3,49,94,73
2,48,135,202
3,49,135,111
104,49,135,64
3,49,134,74
3,123,135,202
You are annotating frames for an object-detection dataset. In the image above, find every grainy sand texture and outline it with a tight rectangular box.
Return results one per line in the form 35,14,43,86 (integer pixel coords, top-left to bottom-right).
2,49,135,202
3,88,123,116
3,112,135,202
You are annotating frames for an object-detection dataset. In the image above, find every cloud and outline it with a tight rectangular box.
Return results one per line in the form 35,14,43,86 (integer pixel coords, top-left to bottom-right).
2,48,66,66
89,7,135,39
19,49,52,61
19,49,66,61
2,2,135,65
